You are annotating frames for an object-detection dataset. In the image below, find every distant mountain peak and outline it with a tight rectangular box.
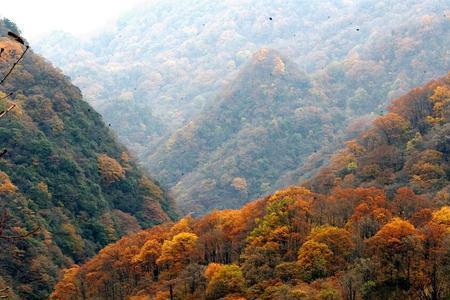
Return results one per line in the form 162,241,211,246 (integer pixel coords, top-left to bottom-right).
250,47,288,76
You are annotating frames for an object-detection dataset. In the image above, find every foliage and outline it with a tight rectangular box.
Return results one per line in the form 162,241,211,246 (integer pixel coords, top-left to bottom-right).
0,20,175,299
35,0,450,215
51,75,450,299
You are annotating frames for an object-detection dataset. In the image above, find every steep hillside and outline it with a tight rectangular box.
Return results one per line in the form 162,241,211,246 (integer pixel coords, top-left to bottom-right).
307,72,450,196
35,0,449,155
34,1,449,216
50,73,450,300
0,20,175,299
148,49,345,214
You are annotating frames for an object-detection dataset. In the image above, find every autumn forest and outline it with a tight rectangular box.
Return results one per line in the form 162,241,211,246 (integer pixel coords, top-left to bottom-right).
0,0,449,299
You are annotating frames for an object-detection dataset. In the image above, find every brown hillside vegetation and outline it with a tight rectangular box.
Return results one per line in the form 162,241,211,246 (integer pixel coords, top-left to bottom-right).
51,74,449,299
0,20,176,299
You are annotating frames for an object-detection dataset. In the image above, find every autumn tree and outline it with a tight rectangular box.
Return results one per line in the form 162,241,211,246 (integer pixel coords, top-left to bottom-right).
157,232,198,272
157,232,199,298
205,264,246,300
391,187,429,220
407,150,446,191
366,218,423,289
304,225,354,272
416,216,450,300
247,187,313,259
132,239,162,280
373,112,409,145
49,266,84,300
297,240,333,281
241,241,282,285
320,187,387,228
427,84,450,124
97,154,126,184
340,258,377,300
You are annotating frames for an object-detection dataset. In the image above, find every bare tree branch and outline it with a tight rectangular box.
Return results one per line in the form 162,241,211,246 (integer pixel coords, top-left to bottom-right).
0,103,16,119
0,45,29,85
7,32,25,45
0,210,40,240
0,225,40,241
0,92,13,101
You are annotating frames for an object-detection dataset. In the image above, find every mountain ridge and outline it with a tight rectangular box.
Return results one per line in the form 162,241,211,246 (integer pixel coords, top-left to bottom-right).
148,48,331,214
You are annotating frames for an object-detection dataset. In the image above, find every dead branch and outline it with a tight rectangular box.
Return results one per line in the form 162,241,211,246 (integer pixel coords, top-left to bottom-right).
0,210,40,241
0,92,13,101
0,45,29,85
0,103,16,119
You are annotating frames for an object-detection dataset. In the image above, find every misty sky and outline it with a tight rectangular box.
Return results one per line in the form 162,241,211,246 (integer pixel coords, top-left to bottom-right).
1,0,144,42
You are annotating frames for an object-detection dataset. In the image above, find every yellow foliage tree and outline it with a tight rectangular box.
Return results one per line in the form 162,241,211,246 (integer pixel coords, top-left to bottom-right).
97,154,125,184
0,171,17,194
205,264,246,300
432,206,450,231
49,266,82,300
428,85,450,124
157,232,198,272
297,240,333,281
133,239,162,280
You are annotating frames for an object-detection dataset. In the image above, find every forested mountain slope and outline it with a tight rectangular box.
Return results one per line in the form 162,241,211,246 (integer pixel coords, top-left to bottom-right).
0,20,175,299
35,0,449,154
148,49,342,214
306,72,450,196
35,0,449,215
51,74,450,300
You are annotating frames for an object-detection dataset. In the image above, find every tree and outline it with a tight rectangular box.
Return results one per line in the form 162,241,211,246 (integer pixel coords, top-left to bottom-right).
157,232,198,271
416,220,450,300
132,239,162,280
305,226,354,272
366,218,423,288
373,112,409,145
431,206,450,230
241,241,281,285
297,240,333,281
205,264,246,300
97,154,126,184
49,266,84,300
340,258,376,300
157,232,199,299
247,187,313,259
0,171,16,194
391,187,429,220
427,84,450,124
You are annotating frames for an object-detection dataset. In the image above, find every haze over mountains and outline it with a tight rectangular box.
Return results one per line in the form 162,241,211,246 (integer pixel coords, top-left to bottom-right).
35,0,450,214
148,48,339,214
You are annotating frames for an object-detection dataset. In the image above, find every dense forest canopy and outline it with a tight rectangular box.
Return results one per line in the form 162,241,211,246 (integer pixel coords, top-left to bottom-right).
0,19,175,299
35,0,450,214
50,74,450,299
0,0,448,298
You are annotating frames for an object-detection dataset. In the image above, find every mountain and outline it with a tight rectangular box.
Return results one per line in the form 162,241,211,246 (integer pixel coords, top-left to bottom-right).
34,0,449,215
50,73,450,300
147,48,344,214
0,20,175,299
34,0,449,155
